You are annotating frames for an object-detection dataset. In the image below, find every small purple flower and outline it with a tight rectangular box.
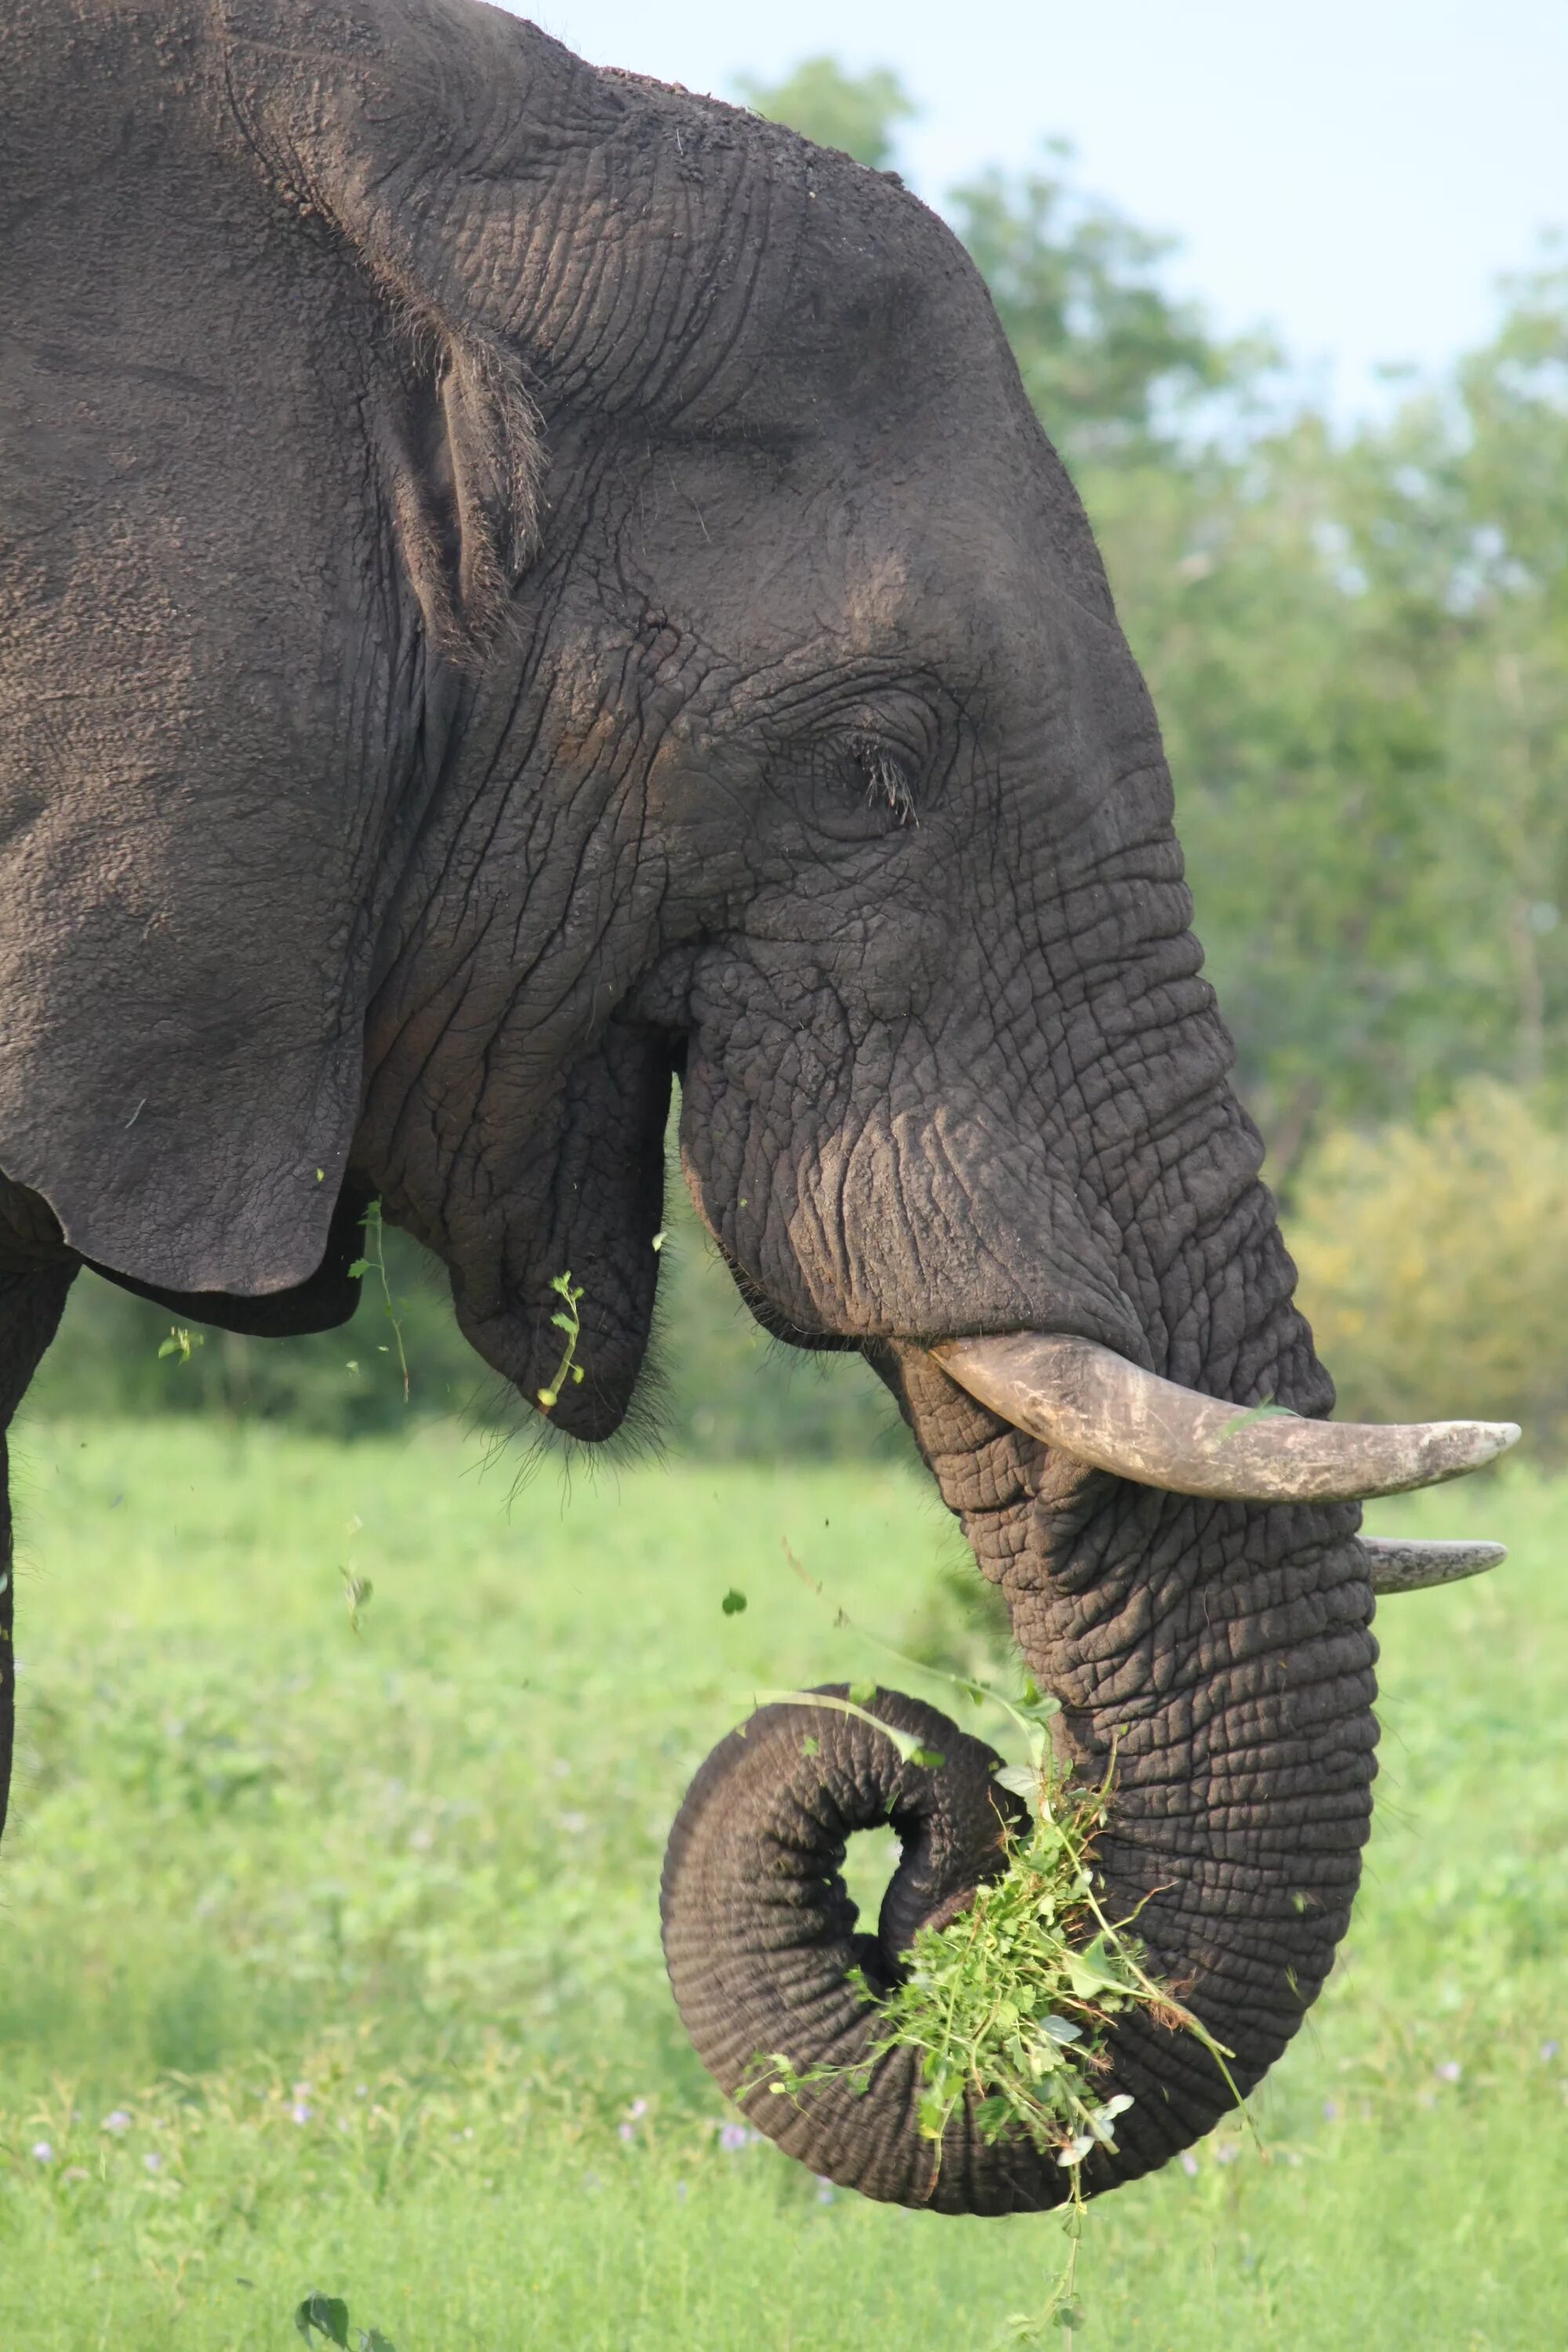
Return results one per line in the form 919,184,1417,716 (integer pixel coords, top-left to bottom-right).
815,2176,835,2205
291,2102,314,2126
618,2122,637,2143
1179,2150,1200,2178
100,2111,132,2136
1541,2042,1560,2064
628,2098,649,2119
1214,2142,1240,2165
719,2123,750,2152
31,2141,53,2165
143,2152,162,2173
1434,2060,1461,2085
675,2180,688,2202
1322,2099,1340,2121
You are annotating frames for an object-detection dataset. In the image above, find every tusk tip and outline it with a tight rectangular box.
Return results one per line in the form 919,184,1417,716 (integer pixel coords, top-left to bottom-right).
1427,1421,1521,1476
1363,1536,1508,1594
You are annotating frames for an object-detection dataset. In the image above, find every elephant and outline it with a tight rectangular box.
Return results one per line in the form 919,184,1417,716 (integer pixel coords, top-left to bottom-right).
0,0,1514,2216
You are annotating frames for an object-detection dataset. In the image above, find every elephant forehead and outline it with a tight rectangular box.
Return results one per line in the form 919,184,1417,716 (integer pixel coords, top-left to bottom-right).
610,437,1087,709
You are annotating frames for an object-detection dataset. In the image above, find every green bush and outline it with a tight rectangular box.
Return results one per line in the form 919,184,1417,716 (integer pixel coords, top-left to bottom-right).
1288,1080,1568,1446
28,1180,898,1461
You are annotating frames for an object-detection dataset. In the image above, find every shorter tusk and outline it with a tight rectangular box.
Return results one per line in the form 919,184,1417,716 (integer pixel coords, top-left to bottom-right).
1363,1537,1507,1593
931,1332,1522,1504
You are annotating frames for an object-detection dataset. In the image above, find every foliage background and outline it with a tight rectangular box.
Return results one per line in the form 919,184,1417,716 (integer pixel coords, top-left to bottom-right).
31,57,1568,1450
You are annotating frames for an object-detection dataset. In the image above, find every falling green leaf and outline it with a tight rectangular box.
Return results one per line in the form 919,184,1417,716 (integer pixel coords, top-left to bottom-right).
721,1588,748,1616
294,2294,350,2348
1216,1396,1299,1443
356,1203,410,1403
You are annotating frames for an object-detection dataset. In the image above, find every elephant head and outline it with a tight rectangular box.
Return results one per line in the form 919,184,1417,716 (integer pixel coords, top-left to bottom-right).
0,0,1512,2209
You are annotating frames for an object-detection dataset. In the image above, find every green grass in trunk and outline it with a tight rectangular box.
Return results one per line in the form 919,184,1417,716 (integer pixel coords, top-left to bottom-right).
1,1418,1565,2347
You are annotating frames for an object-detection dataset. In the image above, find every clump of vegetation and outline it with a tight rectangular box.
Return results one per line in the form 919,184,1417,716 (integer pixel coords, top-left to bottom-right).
843,1755,1171,2167
758,1713,1232,2172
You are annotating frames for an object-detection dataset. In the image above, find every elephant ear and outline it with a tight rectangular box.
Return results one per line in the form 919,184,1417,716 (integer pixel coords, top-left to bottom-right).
0,0,572,1294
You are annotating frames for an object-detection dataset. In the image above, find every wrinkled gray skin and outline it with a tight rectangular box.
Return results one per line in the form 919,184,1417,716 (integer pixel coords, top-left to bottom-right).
0,0,1376,2212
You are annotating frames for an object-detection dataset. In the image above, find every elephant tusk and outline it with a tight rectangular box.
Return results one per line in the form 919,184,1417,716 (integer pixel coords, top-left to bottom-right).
930,1332,1521,1504
1362,1536,1507,1592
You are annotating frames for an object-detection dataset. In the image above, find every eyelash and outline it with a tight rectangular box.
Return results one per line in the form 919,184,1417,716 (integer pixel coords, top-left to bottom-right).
851,735,918,827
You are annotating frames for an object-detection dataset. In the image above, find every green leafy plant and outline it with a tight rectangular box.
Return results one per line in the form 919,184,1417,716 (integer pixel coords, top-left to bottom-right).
157,1325,203,1365
347,1201,410,1404
535,1270,586,1410
1216,1396,1299,1442
293,2289,397,2349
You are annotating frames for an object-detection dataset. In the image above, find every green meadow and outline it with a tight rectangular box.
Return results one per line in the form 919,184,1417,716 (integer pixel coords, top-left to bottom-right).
1,1415,1564,2350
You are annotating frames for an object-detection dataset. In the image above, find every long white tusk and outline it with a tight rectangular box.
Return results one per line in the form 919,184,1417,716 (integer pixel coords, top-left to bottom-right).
1363,1537,1507,1593
931,1333,1521,1504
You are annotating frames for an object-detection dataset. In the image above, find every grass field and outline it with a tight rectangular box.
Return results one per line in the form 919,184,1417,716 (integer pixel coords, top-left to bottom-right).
0,1415,1564,2350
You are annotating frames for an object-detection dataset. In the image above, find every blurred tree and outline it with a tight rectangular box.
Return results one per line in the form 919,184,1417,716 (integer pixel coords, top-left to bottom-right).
1290,1080,1568,1446
29,1226,495,1437
949,157,1266,459
1098,252,1568,1159
734,56,916,172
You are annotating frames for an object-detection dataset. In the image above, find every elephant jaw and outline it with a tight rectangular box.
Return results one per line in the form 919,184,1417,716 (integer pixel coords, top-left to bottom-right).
931,1331,1515,1592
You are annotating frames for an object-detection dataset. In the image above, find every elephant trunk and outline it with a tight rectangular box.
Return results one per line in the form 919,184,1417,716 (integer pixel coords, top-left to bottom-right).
661,1183,1383,2211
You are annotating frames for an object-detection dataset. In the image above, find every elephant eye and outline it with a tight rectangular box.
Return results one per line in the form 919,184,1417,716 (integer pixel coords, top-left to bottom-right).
851,735,917,828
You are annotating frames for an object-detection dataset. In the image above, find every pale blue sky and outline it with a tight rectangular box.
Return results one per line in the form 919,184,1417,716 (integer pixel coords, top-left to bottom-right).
512,0,1566,416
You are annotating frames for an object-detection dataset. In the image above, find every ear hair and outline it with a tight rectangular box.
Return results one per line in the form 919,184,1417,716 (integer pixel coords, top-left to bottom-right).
383,303,546,663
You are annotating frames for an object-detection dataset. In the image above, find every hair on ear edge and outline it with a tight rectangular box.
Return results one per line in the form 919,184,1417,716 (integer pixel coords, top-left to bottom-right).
381,299,547,669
